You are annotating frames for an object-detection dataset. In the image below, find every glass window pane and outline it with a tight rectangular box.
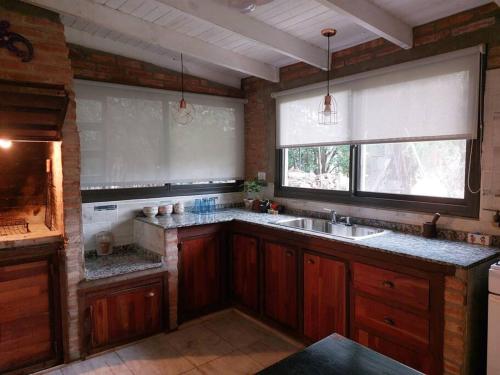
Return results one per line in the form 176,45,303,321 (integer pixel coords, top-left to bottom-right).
359,140,466,199
283,145,350,191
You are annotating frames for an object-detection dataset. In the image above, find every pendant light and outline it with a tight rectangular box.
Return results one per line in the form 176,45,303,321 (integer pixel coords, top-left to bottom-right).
172,53,195,126
318,28,338,126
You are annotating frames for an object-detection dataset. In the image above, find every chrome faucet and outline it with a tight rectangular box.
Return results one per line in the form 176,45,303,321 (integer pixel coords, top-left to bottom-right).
324,208,338,224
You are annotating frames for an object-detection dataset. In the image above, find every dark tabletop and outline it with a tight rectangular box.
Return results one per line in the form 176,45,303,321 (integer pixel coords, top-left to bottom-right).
257,334,423,375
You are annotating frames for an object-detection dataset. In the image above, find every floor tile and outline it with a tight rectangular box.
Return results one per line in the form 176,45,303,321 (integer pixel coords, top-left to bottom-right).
241,334,301,369
194,350,263,375
116,334,194,375
203,311,270,349
166,324,234,366
61,352,132,375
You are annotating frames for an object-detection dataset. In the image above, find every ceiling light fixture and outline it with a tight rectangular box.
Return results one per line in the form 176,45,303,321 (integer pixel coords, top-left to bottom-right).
0,139,12,149
318,28,338,126
171,53,195,126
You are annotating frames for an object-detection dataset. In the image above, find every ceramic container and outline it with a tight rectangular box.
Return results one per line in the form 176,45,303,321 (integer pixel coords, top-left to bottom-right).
143,206,158,217
174,202,185,214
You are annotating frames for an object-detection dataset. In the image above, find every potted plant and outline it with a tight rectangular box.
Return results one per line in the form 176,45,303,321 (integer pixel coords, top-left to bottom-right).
243,179,264,208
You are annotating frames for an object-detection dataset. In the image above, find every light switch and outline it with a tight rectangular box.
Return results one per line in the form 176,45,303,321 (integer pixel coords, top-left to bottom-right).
258,171,266,181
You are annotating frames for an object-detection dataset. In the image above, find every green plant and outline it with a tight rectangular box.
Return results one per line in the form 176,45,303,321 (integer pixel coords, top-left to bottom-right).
243,179,264,193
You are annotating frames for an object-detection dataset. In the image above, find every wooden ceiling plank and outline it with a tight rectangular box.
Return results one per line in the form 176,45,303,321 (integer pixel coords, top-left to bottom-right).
25,0,278,81
315,0,413,49
156,0,329,70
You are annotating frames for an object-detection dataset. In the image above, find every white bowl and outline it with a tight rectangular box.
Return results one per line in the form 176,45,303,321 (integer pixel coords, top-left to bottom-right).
143,206,158,217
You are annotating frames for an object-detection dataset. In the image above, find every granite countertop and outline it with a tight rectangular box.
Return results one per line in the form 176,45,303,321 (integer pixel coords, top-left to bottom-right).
84,246,163,280
136,209,499,269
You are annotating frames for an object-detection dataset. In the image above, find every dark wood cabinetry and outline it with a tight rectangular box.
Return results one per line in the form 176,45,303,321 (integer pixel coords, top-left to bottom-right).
88,283,162,349
303,252,346,341
178,224,226,321
80,270,167,355
0,243,62,374
231,233,259,312
263,241,298,329
351,261,438,374
353,327,432,374
229,221,446,374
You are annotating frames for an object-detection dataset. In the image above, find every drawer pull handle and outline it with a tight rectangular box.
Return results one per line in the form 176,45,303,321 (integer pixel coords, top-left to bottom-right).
286,251,293,257
146,291,156,297
383,317,395,326
307,259,314,264
382,280,394,288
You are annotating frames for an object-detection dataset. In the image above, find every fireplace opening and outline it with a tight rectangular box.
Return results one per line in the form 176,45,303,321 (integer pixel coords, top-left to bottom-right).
0,141,63,237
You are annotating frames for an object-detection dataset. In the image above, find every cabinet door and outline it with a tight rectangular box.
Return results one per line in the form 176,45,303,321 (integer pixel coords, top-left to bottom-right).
232,234,259,312
353,327,432,374
90,283,161,349
0,260,54,373
264,241,298,329
180,233,221,317
303,253,346,341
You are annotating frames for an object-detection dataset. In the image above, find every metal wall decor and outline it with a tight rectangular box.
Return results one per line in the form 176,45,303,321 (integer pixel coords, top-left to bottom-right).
0,20,34,62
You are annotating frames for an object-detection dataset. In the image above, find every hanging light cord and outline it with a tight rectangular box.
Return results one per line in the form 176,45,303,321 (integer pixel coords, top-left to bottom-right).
326,35,330,96
180,53,184,100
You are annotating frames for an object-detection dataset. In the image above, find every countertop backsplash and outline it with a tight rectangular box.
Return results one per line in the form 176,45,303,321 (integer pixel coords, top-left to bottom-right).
81,191,243,251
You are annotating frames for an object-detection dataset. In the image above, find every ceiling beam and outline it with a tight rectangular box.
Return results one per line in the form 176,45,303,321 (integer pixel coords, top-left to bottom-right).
64,27,243,88
24,0,279,81
156,0,329,70
315,0,413,49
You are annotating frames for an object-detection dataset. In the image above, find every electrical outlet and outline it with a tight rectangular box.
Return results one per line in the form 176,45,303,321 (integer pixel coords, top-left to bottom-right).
257,171,266,181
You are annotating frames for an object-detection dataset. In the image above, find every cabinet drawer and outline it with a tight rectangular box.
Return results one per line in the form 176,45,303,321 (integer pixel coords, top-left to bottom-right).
354,295,429,347
352,263,429,310
353,328,432,374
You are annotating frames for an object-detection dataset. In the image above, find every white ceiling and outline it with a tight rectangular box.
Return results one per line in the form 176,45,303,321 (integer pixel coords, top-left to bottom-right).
26,0,494,87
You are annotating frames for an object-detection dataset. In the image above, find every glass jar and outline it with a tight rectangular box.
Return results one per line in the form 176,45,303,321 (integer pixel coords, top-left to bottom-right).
96,231,113,256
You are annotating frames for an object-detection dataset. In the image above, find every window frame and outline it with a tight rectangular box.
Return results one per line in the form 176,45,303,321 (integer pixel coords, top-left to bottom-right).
275,140,480,218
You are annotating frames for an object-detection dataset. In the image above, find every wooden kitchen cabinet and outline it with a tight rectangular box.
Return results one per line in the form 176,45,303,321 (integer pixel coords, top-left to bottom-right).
303,252,346,341
79,270,167,355
351,261,438,374
263,241,298,329
231,233,259,312
178,224,226,321
0,243,62,374
353,327,432,374
88,283,161,349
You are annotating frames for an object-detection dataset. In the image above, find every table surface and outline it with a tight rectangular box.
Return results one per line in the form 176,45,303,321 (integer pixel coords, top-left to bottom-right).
257,334,423,375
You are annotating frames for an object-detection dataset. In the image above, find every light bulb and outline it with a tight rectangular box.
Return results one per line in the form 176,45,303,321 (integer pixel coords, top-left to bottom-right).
0,139,12,149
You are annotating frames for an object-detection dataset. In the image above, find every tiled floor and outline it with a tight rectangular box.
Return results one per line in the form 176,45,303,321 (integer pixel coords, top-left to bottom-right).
42,309,303,375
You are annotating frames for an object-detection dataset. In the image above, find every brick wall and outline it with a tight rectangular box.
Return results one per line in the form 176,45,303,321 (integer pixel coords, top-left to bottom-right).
0,0,83,360
68,44,244,98
243,2,500,181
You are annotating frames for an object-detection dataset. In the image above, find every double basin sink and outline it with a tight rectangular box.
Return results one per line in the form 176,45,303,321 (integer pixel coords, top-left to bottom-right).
275,217,386,240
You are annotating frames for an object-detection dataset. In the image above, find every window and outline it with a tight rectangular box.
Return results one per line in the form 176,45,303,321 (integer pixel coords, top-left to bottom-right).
274,47,483,217
358,140,467,199
75,80,245,190
283,146,350,191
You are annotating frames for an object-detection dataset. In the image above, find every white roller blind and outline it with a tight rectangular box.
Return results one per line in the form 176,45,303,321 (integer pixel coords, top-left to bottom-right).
276,47,482,148
75,80,245,188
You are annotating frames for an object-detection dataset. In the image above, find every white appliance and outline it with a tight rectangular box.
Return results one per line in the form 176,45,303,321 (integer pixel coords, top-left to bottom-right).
488,262,500,374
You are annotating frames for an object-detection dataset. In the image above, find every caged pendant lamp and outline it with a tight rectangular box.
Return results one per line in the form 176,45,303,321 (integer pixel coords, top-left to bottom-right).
171,53,195,126
318,28,338,126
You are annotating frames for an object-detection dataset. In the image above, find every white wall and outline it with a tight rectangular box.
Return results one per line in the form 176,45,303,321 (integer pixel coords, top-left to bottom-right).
272,69,500,236
82,192,243,251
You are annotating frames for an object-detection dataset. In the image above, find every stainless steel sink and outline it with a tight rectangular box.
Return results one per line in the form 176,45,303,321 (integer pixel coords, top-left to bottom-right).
275,217,386,240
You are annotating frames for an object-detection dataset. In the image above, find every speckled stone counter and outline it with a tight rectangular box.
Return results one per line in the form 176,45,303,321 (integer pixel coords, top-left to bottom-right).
136,209,499,269
84,246,163,280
